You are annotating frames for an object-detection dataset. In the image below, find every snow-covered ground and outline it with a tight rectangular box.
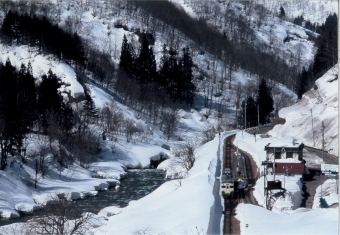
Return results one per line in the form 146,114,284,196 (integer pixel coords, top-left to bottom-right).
0,1,337,234
90,132,231,234
236,203,338,235
234,132,304,210
268,64,338,156
233,131,338,235
313,179,338,209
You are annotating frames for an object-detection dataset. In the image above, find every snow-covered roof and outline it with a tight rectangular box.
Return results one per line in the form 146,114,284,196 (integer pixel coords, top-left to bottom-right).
265,138,304,149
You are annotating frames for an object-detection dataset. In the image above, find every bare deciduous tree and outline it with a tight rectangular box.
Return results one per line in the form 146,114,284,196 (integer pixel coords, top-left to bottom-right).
160,108,179,140
172,140,198,172
28,196,96,235
28,137,51,188
99,103,124,136
201,124,216,144
124,119,143,142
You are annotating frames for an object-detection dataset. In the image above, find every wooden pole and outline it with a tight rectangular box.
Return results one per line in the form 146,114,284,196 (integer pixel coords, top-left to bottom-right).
311,109,315,146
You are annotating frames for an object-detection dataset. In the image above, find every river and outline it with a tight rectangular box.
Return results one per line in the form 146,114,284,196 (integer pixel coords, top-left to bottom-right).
0,169,167,226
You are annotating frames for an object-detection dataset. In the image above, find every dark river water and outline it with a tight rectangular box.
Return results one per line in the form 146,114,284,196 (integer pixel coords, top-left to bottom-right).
0,169,167,226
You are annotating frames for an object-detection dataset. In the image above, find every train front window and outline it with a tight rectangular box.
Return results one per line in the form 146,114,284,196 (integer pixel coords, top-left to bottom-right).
222,186,226,188
230,186,233,188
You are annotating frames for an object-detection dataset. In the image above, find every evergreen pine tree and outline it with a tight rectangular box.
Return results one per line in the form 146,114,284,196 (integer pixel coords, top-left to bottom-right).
38,69,63,131
134,35,157,84
17,62,37,130
167,47,180,100
178,46,195,105
279,6,285,20
158,44,169,88
1,10,15,45
83,92,98,118
71,33,86,68
256,79,274,125
38,69,63,113
293,15,304,26
296,66,308,100
239,96,258,128
313,13,337,77
119,34,134,75
62,102,74,132
0,59,19,169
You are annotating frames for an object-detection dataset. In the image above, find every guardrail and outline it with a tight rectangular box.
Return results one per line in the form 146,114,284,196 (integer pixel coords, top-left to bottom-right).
244,127,259,132
244,123,272,133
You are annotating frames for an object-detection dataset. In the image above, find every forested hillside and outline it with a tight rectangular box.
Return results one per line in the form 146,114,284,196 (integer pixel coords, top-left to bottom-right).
0,0,335,172
0,0,337,231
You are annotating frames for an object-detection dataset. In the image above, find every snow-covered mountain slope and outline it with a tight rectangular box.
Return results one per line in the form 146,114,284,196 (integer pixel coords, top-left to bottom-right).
268,65,338,156
172,0,320,70
256,0,338,24
0,44,84,99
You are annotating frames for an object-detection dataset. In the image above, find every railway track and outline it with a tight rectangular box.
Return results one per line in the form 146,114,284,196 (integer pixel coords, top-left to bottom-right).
223,134,239,235
223,134,259,234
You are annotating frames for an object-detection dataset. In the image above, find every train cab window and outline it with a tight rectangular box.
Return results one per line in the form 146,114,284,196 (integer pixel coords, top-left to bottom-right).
230,186,233,188
222,186,226,188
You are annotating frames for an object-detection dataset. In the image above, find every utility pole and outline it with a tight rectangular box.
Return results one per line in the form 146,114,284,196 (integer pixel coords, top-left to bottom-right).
257,104,259,131
244,102,247,130
311,109,315,146
322,121,325,162
273,147,276,181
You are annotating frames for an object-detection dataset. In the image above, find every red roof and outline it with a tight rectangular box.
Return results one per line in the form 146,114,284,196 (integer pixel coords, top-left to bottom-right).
275,163,305,174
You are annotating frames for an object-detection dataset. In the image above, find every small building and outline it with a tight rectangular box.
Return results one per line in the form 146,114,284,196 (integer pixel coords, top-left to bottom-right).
264,138,304,161
274,162,305,175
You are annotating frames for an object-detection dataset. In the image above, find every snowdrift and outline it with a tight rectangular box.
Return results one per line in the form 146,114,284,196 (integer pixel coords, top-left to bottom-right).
269,65,338,156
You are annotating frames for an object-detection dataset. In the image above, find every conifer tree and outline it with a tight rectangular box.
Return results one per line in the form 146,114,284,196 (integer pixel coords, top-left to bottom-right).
178,46,195,105
1,10,15,45
0,59,19,169
296,67,309,100
313,13,337,77
71,33,86,68
15,62,37,152
83,92,98,118
17,61,37,128
256,79,274,125
38,69,63,131
134,35,157,84
119,34,134,75
238,96,258,129
279,6,285,20
158,44,169,88
166,47,180,100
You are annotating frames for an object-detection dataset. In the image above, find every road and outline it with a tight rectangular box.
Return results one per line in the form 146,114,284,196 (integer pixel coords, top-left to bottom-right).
301,170,328,209
304,146,338,166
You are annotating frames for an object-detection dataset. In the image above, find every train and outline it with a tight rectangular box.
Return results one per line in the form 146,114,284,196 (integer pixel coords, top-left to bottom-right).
221,152,246,198
221,168,235,197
